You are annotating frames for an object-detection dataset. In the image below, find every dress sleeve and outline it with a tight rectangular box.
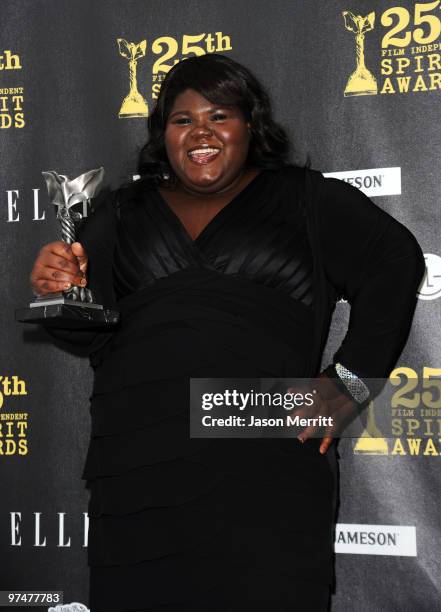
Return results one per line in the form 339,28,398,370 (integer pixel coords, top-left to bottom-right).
43,189,118,349
317,175,426,397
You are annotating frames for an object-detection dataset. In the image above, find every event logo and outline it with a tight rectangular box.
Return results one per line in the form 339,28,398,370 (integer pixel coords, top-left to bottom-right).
390,366,441,456
353,402,389,455
0,49,21,70
0,49,24,128
335,524,417,556
2,181,92,224
323,167,401,197
418,253,441,300
342,2,441,96
117,32,232,118
0,375,28,456
353,366,441,456
343,12,378,96
10,511,89,547
118,39,148,118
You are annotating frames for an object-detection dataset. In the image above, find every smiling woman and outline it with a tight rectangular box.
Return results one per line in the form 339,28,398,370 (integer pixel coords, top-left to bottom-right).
164,89,251,190
139,54,290,181
159,89,257,240
137,54,290,243
30,53,425,612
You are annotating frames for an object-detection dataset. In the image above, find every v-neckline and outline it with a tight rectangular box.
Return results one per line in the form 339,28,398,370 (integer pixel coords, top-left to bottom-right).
153,169,267,247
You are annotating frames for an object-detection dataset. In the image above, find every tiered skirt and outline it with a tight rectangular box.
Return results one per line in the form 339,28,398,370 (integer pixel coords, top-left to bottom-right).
82,270,336,610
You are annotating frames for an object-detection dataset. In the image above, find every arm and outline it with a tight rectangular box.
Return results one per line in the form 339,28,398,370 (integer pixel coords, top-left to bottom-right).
297,174,426,453
318,176,425,390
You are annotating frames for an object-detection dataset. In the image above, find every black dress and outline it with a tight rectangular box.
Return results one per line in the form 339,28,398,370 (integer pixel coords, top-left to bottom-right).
48,165,425,611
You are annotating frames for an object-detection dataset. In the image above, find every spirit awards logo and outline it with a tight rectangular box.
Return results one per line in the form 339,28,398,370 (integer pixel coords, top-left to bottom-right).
353,402,389,455
116,32,232,118
418,253,441,300
0,375,28,456
342,2,441,96
118,39,148,118
353,366,441,457
343,11,378,96
0,49,25,128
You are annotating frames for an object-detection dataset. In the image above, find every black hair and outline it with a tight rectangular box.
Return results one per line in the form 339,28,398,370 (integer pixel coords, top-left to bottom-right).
137,53,292,184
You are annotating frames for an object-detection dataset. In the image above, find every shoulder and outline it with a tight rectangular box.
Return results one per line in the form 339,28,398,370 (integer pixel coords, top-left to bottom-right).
268,165,347,209
313,170,423,261
304,168,392,228
117,176,157,202
282,165,377,203
272,163,308,182
270,164,334,196
89,177,157,219
264,164,308,199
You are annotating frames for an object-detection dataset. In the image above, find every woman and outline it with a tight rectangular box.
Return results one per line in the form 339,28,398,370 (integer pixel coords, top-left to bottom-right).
30,54,425,611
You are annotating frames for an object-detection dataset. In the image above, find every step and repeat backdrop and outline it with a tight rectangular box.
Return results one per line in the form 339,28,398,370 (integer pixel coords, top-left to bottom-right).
1,1,440,610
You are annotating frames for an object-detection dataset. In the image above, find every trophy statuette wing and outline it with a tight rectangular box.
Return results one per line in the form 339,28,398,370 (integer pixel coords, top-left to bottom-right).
15,168,120,329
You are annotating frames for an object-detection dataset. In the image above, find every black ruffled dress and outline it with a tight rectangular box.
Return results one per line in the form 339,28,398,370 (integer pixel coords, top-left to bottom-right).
48,165,425,611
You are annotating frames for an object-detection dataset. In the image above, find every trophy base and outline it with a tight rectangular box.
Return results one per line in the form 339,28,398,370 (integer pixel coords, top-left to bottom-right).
16,296,120,329
353,436,389,455
344,70,378,97
344,89,378,97
118,93,148,118
118,112,149,119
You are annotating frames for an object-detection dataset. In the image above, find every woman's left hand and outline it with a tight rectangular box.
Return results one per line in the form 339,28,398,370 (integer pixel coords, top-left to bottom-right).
287,373,360,454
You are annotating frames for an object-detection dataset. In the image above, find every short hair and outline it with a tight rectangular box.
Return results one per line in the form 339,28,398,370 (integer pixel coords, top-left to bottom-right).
137,53,291,183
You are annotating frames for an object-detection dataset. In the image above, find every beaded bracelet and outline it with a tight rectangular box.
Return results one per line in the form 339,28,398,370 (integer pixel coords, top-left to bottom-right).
322,362,370,405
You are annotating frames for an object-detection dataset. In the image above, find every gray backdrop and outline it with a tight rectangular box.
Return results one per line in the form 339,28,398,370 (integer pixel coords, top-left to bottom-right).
1,1,440,610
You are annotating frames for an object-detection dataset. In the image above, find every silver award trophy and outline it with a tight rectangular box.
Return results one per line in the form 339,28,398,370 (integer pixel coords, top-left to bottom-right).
15,168,119,329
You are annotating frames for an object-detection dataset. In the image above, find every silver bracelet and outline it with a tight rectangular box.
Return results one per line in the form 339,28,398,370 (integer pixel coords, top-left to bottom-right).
335,362,370,404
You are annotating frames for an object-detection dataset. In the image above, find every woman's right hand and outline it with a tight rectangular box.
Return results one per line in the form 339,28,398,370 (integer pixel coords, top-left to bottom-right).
30,241,88,297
